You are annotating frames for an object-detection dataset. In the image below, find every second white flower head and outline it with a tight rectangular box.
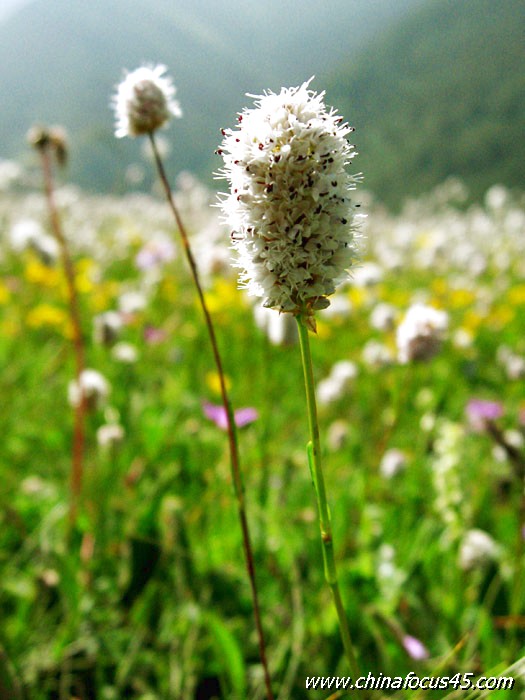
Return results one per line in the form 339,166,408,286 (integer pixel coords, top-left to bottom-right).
113,64,182,138
217,79,362,318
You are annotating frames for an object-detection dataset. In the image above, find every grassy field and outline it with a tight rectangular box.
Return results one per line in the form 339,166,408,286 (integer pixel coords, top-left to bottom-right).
0,170,524,699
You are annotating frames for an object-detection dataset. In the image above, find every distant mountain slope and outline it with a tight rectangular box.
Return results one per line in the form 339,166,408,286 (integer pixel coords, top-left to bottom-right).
0,0,422,195
327,0,525,207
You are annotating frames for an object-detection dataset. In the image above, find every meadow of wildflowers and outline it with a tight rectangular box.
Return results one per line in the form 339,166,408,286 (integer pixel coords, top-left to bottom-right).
0,68,524,700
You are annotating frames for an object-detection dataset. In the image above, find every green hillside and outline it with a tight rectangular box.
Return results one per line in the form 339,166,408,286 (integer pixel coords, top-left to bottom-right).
1,0,523,206
327,0,525,208
0,0,422,196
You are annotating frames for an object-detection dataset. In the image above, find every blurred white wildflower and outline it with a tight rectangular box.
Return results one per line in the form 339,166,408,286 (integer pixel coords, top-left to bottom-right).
396,303,448,363
452,327,474,349
0,159,22,191
321,290,353,319
352,261,383,288
370,302,397,331
9,218,45,252
217,78,362,319
193,221,233,282
506,356,525,381
68,369,110,410
10,218,60,264
32,234,59,265
327,419,350,451
93,311,123,346
420,412,436,433
379,448,407,478
135,231,176,270
493,429,525,464
40,569,60,587
111,342,139,364
97,423,125,448
317,360,358,405
253,305,297,346
506,429,525,450
459,529,500,571
20,475,55,497
124,163,145,185
113,64,182,138
431,419,468,544
492,444,508,464
376,544,406,609
361,339,394,368
118,290,148,315
485,184,508,212
497,345,525,380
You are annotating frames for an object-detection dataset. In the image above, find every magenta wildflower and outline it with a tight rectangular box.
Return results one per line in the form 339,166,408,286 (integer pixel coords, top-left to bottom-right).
402,635,429,661
466,398,504,432
143,325,167,345
203,401,258,430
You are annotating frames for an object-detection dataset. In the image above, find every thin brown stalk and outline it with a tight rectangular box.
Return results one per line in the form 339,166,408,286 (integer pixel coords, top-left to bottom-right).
38,145,86,530
148,132,274,700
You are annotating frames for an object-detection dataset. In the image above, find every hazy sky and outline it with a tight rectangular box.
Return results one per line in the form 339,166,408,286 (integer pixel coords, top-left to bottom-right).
0,0,32,23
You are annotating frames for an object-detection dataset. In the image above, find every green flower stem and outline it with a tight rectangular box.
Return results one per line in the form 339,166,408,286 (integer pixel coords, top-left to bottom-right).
148,133,274,700
296,313,363,686
485,420,525,660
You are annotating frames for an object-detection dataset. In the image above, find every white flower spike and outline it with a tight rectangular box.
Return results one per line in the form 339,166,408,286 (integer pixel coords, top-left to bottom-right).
396,303,448,364
217,79,362,325
113,64,182,138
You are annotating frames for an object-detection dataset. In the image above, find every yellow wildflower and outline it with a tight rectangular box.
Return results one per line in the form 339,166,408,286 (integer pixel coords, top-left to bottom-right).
0,281,11,304
486,306,514,330
507,285,525,306
24,258,61,287
204,279,242,314
449,288,476,308
75,258,97,294
90,280,120,312
26,304,68,328
347,287,367,310
206,371,231,396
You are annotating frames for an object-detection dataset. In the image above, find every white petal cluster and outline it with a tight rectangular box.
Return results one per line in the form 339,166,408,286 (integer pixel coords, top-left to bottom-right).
253,304,297,346
217,79,362,316
396,303,448,363
93,310,123,346
458,529,499,571
9,219,59,264
97,423,125,448
317,360,358,405
68,369,110,410
113,65,182,138
379,448,407,479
